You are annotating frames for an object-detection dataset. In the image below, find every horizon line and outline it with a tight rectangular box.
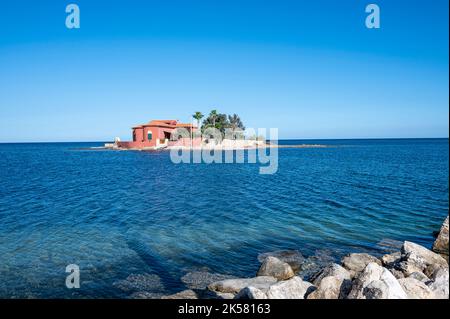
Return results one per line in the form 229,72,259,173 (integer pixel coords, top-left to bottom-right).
0,137,449,144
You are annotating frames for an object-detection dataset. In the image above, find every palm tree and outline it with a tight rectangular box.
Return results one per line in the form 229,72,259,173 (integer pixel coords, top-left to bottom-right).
227,114,245,140
228,114,245,130
192,111,204,131
209,109,218,127
201,110,231,136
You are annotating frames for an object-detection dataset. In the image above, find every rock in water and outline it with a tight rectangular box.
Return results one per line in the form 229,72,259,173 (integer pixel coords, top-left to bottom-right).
181,271,235,290
161,289,198,299
208,276,277,294
234,287,268,299
129,291,162,299
266,276,314,299
426,267,449,299
432,216,449,261
113,273,164,294
347,262,407,299
376,238,404,253
341,253,382,278
307,276,352,299
257,256,295,280
257,250,304,272
399,241,448,276
398,278,435,299
310,263,351,286
297,250,336,281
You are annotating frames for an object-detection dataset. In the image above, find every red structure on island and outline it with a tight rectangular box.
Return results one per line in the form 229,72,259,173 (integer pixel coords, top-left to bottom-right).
117,119,199,149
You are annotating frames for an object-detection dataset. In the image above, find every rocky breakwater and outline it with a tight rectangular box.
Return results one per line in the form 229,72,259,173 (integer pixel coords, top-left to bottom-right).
205,217,449,299
206,244,448,300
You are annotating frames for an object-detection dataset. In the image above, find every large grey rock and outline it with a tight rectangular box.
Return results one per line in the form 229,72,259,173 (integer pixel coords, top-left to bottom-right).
311,263,351,286
208,276,277,294
342,253,382,278
426,267,449,299
347,262,407,299
266,276,314,299
398,278,435,299
234,287,268,299
432,216,449,261
257,250,305,272
399,241,448,276
257,256,295,280
307,276,352,299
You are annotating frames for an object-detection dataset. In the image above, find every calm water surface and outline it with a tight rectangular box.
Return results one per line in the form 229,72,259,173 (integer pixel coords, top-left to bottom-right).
0,139,448,298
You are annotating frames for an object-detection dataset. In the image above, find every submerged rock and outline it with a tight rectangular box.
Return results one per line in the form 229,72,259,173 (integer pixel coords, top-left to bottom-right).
181,271,235,290
129,291,163,299
342,253,382,278
432,216,449,261
161,289,198,299
376,238,404,253
113,273,164,293
297,249,336,281
257,250,305,272
266,276,314,299
347,262,407,299
208,276,277,294
257,256,295,280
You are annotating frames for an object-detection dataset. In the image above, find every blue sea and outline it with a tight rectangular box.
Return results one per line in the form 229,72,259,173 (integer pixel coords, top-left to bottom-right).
0,139,448,298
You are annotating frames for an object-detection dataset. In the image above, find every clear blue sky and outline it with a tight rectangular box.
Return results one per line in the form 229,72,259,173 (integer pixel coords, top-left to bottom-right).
0,0,448,142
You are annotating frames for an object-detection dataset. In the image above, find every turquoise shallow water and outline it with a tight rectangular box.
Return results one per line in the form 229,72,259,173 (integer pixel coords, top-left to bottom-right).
0,139,448,298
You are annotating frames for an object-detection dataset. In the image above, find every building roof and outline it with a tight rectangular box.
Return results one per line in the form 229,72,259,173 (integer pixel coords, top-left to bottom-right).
132,120,197,129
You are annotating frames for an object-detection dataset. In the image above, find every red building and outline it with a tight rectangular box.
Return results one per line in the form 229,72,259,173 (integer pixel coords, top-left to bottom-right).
117,119,198,149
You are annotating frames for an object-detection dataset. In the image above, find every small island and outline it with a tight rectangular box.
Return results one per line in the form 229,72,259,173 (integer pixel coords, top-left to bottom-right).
103,110,327,151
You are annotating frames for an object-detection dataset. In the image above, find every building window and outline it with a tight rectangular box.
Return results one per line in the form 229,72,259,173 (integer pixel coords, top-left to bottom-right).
147,131,152,141
133,131,136,142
